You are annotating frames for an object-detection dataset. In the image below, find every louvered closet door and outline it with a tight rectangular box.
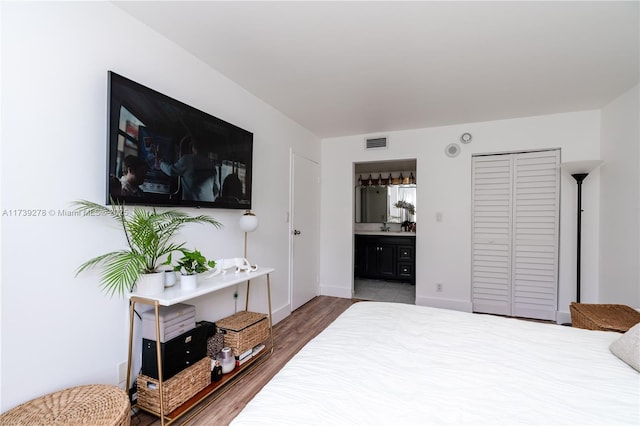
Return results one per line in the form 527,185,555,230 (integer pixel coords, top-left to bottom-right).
511,151,559,320
472,150,559,320
471,156,513,316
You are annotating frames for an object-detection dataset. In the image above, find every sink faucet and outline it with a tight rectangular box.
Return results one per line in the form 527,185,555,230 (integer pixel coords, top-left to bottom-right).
380,222,390,232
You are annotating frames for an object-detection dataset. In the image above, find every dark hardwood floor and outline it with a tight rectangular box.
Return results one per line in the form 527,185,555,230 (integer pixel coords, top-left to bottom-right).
130,296,357,426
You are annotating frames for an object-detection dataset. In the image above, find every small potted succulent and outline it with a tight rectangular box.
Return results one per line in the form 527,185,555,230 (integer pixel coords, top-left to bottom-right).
172,249,216,291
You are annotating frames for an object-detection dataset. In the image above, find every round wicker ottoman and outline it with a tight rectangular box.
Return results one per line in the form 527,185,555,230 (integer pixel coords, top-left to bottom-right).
0,384,130,426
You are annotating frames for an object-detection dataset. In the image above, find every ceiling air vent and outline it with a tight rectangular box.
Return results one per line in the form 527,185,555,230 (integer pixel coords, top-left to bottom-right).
365,136,388,150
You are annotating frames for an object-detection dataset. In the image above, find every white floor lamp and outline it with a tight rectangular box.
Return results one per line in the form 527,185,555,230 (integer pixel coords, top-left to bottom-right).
561,160,603,303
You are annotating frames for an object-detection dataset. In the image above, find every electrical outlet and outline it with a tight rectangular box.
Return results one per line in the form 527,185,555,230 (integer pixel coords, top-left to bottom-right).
436,283,443,292
117,361,127,383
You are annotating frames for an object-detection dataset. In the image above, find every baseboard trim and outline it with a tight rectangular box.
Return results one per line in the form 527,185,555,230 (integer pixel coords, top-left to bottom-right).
320,285,352,299
556,310,571,325
416,296,473,312
271,303,291,326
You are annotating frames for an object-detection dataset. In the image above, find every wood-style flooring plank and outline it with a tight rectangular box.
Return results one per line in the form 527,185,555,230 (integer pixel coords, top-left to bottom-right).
130,296,356,426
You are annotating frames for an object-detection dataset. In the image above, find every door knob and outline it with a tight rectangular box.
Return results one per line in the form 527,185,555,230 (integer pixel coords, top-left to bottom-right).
293,230,301,235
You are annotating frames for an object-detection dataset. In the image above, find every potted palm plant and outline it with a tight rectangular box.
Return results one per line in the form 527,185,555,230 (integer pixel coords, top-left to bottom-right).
73,199,222,297
171,249,216,291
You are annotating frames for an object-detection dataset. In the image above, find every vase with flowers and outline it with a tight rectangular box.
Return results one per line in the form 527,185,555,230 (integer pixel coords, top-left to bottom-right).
394,200,416,231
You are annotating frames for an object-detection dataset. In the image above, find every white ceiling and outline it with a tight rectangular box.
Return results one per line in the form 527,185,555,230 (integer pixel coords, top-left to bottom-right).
115,1,639,139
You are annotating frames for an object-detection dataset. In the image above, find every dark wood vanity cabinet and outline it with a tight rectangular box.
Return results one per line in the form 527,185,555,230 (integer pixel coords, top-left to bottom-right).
362,239,397,279
355,235,415,284
397,244,415,281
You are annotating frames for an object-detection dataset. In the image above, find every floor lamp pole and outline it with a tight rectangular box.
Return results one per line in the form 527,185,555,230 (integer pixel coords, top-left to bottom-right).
572,173,588,303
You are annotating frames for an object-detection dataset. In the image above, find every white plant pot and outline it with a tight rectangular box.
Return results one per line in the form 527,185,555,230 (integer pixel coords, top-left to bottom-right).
164,270,177,287
180,274,198,291
136,272,165,296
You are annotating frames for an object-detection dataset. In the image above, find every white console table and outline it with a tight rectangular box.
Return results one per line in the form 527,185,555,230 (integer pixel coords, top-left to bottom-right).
126,267,275,425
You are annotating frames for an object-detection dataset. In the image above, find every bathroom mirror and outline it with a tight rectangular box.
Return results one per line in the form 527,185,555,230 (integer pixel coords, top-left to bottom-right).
356,186,387,223
355,184,416,223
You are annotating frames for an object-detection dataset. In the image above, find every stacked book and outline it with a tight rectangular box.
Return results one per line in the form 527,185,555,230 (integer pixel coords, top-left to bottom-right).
236,343,266,367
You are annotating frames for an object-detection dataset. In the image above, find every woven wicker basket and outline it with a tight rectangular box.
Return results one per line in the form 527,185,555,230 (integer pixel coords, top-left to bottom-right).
216,311,269,356
137,356,210,415
0,384,130,426
570,303,640,333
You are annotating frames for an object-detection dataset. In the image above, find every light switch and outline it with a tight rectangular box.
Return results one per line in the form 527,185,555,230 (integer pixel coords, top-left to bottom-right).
436,212,443,222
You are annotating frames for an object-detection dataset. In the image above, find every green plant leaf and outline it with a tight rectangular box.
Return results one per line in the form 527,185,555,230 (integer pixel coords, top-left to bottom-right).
174,248,215,275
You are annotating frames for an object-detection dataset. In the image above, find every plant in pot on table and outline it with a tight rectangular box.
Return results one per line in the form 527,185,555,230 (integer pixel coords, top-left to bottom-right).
171,249,216,291
72,199,222,297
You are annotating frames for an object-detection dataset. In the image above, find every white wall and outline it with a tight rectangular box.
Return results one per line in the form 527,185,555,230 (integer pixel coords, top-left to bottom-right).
320,111,602,322
0,2,319,410
600,85,640,306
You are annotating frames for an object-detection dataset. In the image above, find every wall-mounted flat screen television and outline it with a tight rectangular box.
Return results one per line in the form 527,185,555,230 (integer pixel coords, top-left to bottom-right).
107,71,253,209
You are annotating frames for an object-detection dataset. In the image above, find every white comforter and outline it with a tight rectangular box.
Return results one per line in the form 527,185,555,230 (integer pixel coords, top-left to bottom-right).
231,302,639,425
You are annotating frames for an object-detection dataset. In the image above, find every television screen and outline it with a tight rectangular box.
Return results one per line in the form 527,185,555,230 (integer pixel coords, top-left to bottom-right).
106,71,253,209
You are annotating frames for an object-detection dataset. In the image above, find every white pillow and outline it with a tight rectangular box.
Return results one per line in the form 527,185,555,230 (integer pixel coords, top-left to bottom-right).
610,322,640,372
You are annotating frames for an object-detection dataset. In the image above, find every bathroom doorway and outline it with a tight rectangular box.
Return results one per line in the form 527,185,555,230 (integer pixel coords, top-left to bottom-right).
353,159,417,305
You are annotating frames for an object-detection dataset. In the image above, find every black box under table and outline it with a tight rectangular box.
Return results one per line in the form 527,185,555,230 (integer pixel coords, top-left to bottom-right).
142,324,207,380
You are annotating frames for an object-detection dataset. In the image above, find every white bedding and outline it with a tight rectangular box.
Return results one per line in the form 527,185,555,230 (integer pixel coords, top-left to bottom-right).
231,302,639,425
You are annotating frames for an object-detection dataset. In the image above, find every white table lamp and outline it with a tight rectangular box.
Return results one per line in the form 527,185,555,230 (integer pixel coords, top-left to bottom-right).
239,210,259,258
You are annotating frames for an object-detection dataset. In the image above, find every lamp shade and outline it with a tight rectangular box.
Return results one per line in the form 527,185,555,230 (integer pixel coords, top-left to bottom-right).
239,211,259,232
561,160,603,176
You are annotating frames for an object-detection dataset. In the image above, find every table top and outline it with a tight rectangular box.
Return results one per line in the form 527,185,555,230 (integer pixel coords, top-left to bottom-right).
129,266,274,306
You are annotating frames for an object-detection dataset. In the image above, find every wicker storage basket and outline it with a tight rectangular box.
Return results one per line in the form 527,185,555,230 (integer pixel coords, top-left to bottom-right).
137,356,210,414
0,384,130,426
570,303,640,333
216,311,269,356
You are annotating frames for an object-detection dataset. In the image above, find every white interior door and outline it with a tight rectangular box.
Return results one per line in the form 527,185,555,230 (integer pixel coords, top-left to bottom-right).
290,152,320,311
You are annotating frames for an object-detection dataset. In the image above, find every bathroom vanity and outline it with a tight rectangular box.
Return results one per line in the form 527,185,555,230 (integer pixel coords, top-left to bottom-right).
354,233,415,284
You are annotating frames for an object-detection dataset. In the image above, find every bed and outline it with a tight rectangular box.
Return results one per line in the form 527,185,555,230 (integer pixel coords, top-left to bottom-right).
231,302,639,425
